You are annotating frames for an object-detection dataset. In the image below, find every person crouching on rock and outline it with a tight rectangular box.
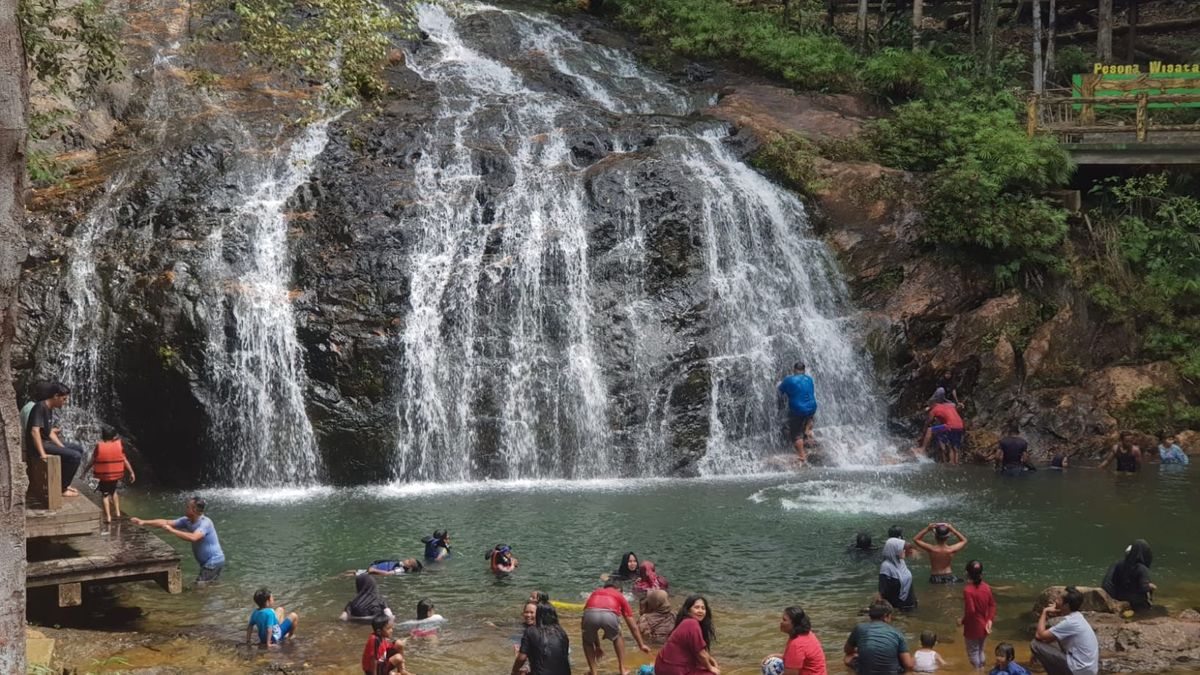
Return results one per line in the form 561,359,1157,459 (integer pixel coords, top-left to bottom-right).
1102,539,1156,612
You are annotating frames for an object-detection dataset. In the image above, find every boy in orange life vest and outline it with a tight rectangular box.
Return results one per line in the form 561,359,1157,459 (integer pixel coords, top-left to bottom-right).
82,425,135,523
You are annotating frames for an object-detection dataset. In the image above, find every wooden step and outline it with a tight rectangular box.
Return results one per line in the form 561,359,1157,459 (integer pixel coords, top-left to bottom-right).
26,495,101,538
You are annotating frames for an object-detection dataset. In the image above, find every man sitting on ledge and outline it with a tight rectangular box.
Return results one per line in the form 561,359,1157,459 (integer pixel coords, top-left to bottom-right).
25,382,84,499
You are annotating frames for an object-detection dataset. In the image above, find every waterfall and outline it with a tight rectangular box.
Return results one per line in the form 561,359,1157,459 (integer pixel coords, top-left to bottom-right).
392,2,897,481
199,122,331,486
55,43,329,485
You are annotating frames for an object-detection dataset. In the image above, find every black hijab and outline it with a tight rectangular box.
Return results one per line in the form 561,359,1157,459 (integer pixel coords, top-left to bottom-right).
346,572,388,617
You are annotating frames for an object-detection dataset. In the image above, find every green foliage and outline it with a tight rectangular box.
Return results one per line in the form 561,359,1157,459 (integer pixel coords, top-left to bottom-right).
862,48,948,102
872,94,1074,282
1086,174,1200,383
1117,387,1200,435
19,0,125,95
620,0,858,91
204,0,417,107
750,132,824,196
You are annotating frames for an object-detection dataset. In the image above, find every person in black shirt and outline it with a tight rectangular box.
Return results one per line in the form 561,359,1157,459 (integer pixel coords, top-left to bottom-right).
1102,539,1156,611
512,602,571,675
25,382,84,497
994,424,1036,475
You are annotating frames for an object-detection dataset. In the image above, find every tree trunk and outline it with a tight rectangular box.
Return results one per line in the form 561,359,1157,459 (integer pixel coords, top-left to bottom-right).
857,0,870,50
912,0,924,49
1046,0,1057,82
1126,0,1138,61
971,0,982,50
0,0,30,670
983,0,998,75
782,0,791,27
1097,0,1113,61
1033,0,1044,92
877,0,888,39
827,0,836,28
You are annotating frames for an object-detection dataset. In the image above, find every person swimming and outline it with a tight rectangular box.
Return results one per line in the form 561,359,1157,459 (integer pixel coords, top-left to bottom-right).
602,551,639,582
398,597,446,638
422,530,451,561
365,558,423,576
488,544,518,574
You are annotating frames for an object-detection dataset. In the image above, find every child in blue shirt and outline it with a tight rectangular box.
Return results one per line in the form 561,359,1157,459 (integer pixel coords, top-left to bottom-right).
247,588,299,646
989,643,1030,675
1157,435,1190,465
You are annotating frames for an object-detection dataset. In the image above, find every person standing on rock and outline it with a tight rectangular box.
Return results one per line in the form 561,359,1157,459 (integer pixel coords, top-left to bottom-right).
1031,586,1099,675
25,381,85,498
778,361,818,463
915,391,964,464
133,496,226,584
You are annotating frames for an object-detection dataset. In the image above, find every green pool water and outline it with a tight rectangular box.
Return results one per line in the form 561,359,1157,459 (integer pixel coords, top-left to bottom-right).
54,465,1199,673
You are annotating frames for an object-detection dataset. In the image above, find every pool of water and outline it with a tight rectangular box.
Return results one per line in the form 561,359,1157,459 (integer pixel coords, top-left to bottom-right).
58,465,1199,673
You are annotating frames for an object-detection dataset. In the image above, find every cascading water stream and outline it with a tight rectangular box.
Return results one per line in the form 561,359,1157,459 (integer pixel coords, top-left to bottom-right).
392,2,898,481
55,43,329,485
199,121,331,486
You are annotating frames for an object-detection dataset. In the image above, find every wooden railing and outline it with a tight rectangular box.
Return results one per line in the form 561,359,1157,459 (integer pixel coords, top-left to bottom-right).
1027,93,1200,142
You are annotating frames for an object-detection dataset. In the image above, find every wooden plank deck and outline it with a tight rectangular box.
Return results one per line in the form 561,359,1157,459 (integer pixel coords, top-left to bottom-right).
27,519,182,606
26,495,102,538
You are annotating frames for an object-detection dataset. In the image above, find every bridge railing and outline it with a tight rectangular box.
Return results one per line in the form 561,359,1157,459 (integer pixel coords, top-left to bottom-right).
1027,93,1200,142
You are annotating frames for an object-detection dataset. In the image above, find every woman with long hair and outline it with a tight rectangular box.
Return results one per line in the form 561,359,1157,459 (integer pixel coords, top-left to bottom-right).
511,602,571,675
654,595,719,675
761,606,826,675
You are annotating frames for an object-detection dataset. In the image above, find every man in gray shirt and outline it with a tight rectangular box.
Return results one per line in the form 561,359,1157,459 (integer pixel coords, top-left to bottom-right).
1032,586,1100,675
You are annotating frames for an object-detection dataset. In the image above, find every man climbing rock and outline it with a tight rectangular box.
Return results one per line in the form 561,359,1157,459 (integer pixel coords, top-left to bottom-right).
778,361,818,463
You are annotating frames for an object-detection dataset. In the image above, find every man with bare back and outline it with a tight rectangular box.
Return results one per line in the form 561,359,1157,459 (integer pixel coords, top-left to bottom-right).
913,522,968,584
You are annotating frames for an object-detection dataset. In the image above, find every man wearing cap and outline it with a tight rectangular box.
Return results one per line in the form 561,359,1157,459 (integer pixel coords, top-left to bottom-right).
132,495,225,584
778,361,818,463
912,522,968,583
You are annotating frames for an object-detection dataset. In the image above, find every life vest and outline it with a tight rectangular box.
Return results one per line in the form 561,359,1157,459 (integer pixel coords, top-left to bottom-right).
93,439,126,481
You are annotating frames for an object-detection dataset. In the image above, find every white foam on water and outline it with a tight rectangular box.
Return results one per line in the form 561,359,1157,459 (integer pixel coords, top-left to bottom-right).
751,479,951,515
192,485,338,505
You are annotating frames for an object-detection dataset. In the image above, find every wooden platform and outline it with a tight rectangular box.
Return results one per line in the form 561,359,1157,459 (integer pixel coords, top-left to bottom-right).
26,495,102,538
27,519,182,607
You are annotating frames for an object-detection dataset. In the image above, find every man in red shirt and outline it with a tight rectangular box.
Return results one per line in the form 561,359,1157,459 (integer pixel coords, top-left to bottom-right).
582,582,650,675
914,390,965,464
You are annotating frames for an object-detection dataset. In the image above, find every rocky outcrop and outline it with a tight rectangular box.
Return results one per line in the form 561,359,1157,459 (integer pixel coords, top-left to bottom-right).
1088,611,1200,673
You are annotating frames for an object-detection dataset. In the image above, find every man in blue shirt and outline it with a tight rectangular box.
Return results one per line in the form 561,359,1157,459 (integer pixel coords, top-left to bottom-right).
133,496,226,584
778,361,818,463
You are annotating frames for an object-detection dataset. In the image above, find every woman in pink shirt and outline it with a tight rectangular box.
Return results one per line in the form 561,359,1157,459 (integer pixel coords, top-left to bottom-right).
655,595,720,675
959,560,996,669
761,606,827,675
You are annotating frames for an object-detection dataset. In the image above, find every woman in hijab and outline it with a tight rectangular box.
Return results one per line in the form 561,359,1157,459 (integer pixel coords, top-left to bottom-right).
634,561,669,596
638,589,675,644
1102,539,1155,610
602,551,639,582
341,572,393,621
879,538,917,611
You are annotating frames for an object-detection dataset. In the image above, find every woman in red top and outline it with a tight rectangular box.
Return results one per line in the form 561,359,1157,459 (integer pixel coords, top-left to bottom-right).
761,606,827,675
958,560,996,670
654,595,720,675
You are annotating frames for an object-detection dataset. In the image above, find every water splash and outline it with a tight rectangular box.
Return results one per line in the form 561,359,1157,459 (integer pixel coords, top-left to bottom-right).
750,479,949,515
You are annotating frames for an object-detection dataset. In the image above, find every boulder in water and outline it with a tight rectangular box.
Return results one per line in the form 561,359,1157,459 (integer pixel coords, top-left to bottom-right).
1031,586,1130,617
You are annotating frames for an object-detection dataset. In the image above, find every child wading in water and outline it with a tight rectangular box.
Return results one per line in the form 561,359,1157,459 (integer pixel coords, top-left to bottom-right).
959,559,997,669
362,614,411,675
989,643,1030,675
914,631,947,672
82,425,135,524
246,588,299,647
